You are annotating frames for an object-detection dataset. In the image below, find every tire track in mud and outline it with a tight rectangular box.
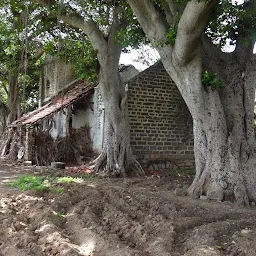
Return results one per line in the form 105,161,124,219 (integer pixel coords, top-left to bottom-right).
59,182,254,256
60,184,176,256
2,176,256,256
0,190,90,256
61,180,256,256
97,186,175,255
86,182,256,256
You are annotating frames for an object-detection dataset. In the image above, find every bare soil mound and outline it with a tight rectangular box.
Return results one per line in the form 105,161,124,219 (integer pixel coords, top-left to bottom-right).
1,166,256,255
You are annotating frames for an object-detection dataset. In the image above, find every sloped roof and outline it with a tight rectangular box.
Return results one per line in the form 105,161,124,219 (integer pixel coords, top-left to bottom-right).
9,64,139,128
10,81,95,128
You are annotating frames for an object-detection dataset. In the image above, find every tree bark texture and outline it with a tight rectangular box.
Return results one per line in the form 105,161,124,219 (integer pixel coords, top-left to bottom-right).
185,45,256,206
94,50,144,177
1,73,21,156
7,74,20,125
162,44,256,206
0,103,8,134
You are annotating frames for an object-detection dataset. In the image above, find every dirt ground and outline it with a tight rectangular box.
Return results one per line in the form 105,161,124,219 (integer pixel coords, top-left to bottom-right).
1,160,256,256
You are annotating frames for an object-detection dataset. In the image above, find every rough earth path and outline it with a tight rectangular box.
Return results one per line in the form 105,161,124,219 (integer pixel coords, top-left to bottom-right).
1,161,256,255
0,158,34,194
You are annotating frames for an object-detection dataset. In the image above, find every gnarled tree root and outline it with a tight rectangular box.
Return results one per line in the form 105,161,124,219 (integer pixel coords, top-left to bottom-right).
187,171,250,207
91,152,145,177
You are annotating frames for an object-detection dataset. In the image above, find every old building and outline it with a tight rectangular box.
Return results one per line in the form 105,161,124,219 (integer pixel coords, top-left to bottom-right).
8,58,194,170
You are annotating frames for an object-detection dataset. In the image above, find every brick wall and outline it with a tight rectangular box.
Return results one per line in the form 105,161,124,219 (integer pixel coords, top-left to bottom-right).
128,62,194,170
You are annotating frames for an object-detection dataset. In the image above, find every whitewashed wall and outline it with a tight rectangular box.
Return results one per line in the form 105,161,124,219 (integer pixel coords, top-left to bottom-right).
48,110,66,139
42,66,139,153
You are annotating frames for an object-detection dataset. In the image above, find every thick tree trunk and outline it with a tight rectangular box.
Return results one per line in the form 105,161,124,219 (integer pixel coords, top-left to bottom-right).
0,103,8,134
162,48,256,206
187,95,253,206
94,102,144,177
53,2,145,176
127,0,256,205
1,73,21,156
93,50,144,177
6,73,20,125
188,101,256,206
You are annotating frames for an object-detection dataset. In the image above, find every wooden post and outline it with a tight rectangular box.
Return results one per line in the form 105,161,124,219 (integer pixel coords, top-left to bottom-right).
65,106,72,137
24,125,35,162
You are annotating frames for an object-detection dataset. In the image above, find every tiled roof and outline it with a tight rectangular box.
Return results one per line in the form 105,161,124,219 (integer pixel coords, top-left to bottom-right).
10,81,95,128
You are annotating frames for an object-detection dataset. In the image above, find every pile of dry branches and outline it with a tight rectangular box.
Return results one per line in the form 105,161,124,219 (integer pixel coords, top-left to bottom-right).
2,127,24,161
34,126,94,166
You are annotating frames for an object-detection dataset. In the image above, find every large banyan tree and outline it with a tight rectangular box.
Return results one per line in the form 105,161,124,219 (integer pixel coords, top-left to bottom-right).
128,0,256,205
35,0,145,176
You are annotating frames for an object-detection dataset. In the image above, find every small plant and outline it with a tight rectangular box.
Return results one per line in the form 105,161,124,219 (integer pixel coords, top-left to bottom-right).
171,169,179,176
7,174,93,194
182,185,188,196
202,70,225,90
159,13,181,46
81,173,96,180
164,23,178,45
7,175,51,191
54,187,65,194
56,176,84,184
56,211,64,218
182,169,195,175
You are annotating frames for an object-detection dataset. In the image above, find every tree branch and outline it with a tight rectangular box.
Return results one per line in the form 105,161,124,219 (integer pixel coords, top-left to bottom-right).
174,0,218,66
166,0,179,16
128,0,169,46
108,5,122,47
60,13,107,52
33,0,107,52
233,1,256,65
1,83,9,95
103,6,122,66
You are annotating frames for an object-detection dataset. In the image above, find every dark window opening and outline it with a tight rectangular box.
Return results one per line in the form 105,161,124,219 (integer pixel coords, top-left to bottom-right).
46,79,50,89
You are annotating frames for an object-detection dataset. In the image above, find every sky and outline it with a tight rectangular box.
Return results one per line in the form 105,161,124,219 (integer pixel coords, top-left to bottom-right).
120,45,159,72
